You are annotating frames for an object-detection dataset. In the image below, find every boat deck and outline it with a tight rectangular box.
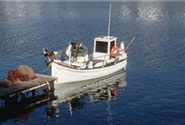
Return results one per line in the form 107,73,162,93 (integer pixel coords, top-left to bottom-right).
0,74,57,98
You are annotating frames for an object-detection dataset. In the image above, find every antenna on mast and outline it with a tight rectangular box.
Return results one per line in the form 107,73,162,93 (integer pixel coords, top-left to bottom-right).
108,3,112,37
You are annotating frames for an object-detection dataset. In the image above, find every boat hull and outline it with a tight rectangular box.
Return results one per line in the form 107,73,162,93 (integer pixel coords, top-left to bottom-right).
51,59,127,84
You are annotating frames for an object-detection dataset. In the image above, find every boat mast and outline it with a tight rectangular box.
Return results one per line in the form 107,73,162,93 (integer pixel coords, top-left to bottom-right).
108,3,112,37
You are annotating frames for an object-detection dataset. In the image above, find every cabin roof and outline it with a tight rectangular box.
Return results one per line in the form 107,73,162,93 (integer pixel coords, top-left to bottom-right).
94,36,117,42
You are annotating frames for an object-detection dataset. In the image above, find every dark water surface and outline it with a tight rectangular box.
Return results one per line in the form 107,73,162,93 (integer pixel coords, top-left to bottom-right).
0,1,185,124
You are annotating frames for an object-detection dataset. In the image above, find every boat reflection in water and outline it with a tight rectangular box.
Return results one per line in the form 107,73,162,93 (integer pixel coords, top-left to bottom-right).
51,69,127,115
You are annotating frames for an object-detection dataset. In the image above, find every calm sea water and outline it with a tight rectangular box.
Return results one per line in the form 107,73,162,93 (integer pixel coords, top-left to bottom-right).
0,1,185,124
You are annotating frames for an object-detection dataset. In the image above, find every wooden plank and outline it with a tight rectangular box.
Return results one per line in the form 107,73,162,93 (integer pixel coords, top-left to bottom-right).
0,74,57,98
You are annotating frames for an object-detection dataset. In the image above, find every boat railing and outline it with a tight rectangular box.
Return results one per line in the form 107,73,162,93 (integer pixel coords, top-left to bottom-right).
55,46,126,68
88,53,120,65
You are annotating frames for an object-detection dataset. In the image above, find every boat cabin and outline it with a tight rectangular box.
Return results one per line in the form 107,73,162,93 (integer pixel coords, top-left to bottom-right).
93,36,117,60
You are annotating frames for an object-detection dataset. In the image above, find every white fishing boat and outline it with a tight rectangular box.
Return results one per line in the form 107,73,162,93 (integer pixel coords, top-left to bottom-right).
43,4,135,84
52,69,127,107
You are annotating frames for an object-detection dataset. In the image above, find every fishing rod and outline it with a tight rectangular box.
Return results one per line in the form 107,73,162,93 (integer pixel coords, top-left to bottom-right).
125,36,136,51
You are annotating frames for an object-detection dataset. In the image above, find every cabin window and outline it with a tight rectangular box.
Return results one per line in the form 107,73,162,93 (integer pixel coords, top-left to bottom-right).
110,41,115,52
95,41,108,53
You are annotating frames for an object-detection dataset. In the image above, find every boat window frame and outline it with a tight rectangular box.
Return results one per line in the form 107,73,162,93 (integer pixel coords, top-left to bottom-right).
95,41,108,53
110,41,115,52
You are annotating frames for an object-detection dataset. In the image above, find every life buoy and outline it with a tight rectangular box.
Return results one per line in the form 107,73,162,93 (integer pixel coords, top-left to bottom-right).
110,45,120,57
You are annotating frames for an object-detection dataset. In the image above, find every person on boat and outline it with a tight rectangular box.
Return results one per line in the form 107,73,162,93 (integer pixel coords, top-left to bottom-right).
71,42,83,62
